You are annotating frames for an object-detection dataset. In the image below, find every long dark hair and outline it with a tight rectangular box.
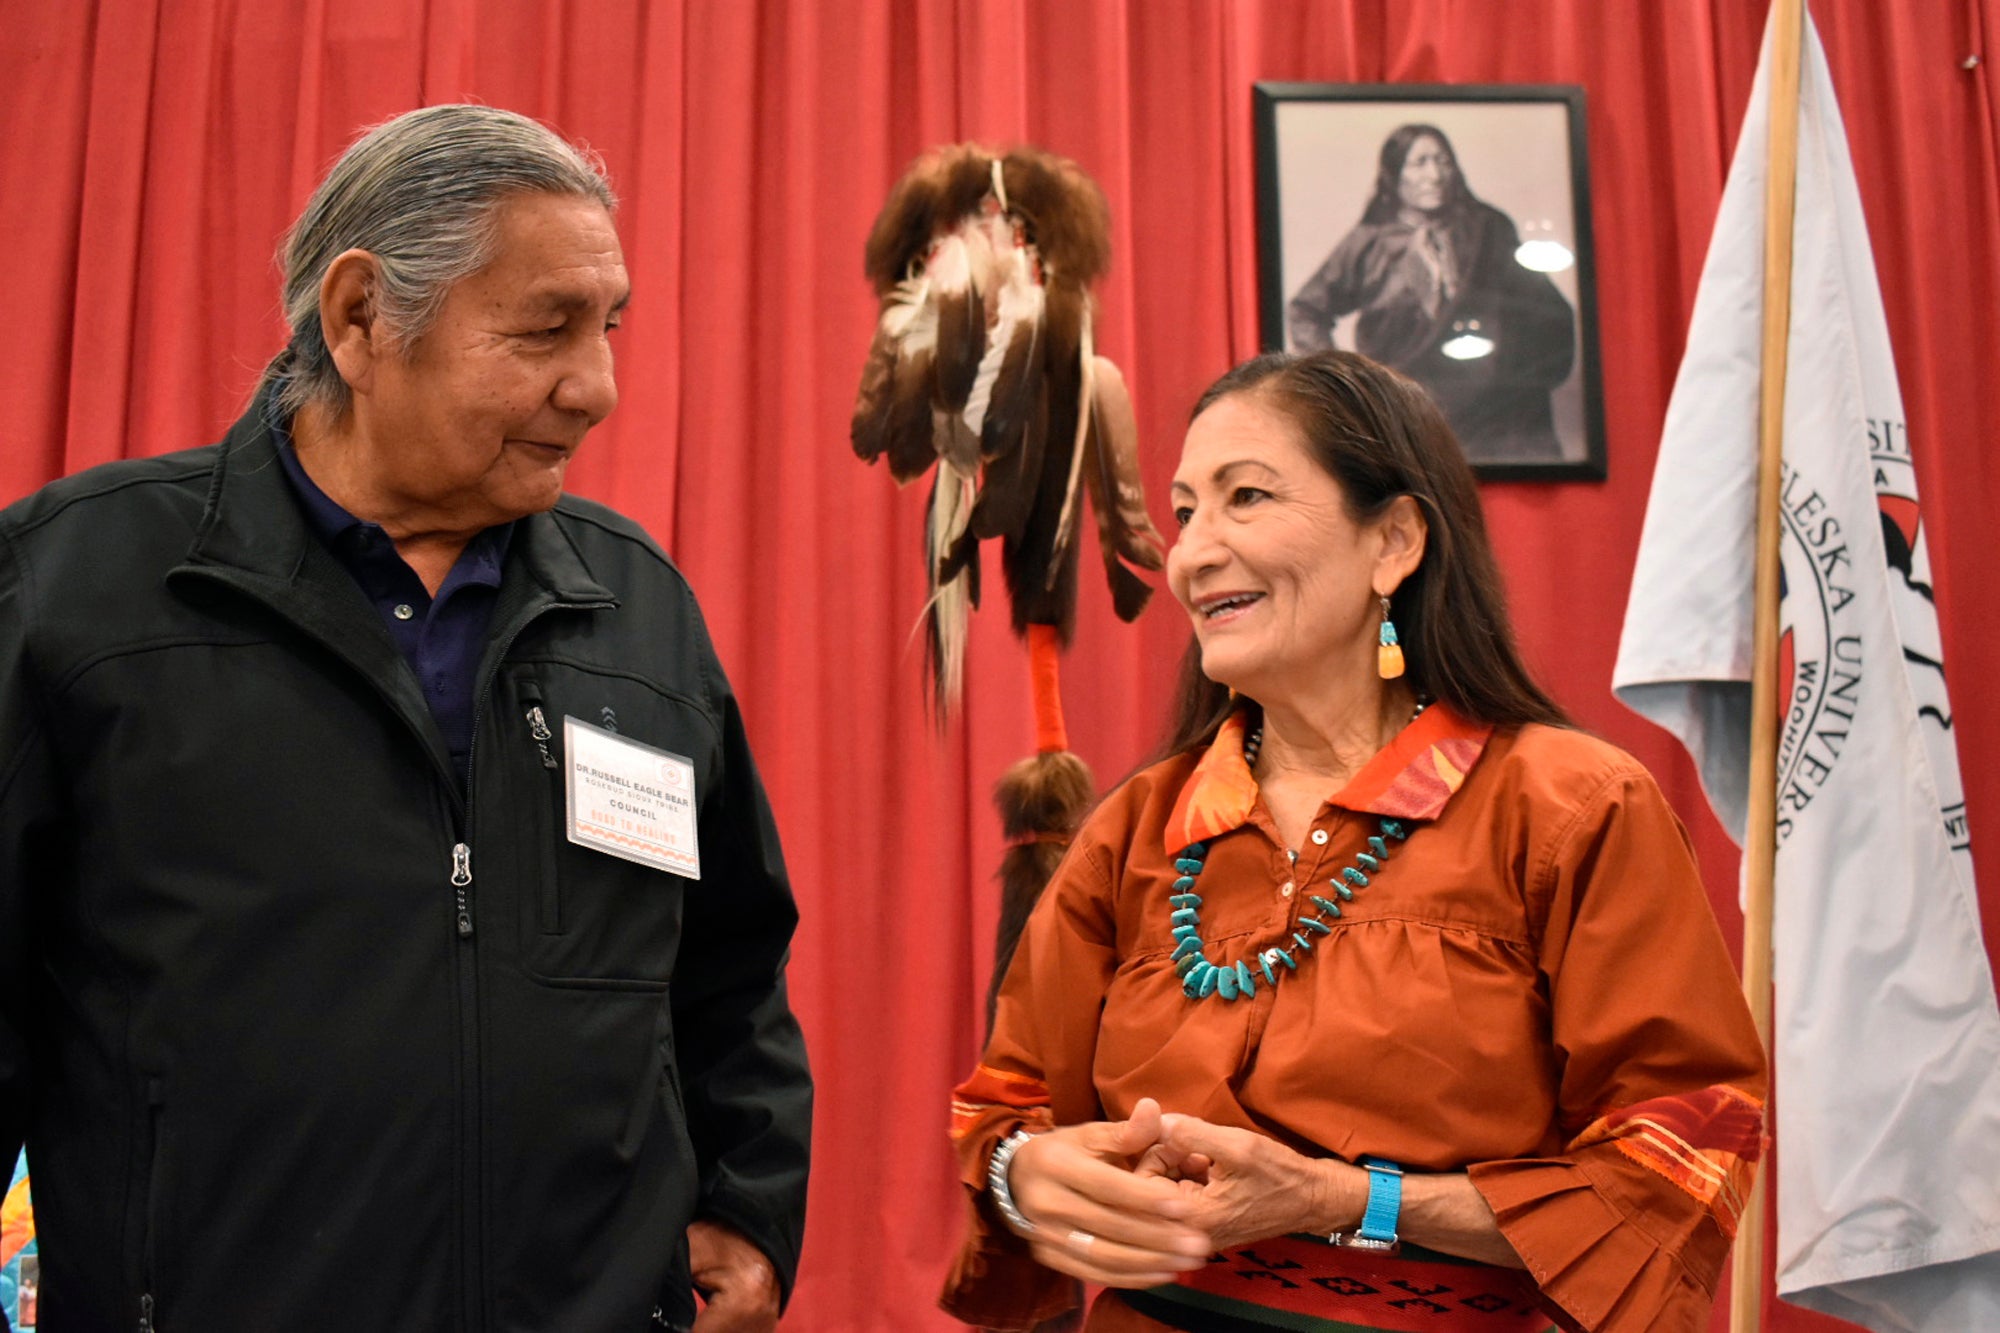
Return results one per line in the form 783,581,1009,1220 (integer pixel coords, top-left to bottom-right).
1360,123,1472,226
1160,350,1568,756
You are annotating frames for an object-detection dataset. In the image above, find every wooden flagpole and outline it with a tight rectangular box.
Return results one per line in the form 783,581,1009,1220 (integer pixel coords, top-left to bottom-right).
1733,0,1806,1330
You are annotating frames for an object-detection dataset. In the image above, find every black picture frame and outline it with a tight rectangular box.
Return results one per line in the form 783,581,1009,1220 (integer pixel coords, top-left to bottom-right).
1254,83,1606,481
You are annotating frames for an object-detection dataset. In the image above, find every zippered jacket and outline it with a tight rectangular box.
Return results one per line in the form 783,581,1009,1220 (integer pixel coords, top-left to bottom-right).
0,401,812,1331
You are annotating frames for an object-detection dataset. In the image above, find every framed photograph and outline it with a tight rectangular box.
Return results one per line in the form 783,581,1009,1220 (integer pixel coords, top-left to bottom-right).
1254,84,1605,481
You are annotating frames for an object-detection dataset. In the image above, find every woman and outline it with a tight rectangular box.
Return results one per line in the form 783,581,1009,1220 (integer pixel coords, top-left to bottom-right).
1288,125,1576,464
941,351,1765,1332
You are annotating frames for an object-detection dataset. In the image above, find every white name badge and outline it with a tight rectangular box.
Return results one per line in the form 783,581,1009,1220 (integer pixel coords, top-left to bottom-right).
563,716,701,880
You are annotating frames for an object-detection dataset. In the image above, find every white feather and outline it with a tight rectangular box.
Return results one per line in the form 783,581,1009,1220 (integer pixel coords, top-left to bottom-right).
925,459,978,709
1049,305,1095,580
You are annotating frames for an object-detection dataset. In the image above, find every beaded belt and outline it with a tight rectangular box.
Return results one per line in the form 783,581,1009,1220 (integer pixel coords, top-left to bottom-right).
1118,1235,1555,1332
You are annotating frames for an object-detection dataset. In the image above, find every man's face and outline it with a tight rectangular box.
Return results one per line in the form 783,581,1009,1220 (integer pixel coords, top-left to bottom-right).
360,192,630,531
1396,135,1454,213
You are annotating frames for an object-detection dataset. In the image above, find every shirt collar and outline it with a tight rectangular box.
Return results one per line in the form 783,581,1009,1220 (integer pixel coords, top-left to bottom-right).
275,425,514,586
1163,702,1495,852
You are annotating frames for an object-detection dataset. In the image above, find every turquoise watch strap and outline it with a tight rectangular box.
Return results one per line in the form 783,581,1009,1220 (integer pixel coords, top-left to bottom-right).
1356,1156,1403,1246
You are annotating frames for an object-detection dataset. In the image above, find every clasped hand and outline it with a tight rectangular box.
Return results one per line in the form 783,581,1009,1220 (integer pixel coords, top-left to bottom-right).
1002,1098,1365,1288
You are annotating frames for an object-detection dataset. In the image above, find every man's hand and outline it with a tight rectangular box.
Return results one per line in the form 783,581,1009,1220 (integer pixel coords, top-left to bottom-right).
687,1218,780,1333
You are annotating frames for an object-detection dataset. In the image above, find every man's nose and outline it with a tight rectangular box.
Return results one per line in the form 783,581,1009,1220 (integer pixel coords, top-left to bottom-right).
556,338,619,424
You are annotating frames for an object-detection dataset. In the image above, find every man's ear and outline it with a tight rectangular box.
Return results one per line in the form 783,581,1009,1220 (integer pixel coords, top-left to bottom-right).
318,249,386,394
1372,494,1429,598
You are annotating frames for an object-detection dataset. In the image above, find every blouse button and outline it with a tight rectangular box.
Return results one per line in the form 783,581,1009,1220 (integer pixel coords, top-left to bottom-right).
1280,880,1295,898
393,603,415,621
1310,829,1329,846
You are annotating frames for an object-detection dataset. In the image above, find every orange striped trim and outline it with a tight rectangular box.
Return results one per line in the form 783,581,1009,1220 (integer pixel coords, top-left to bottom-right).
1569,1085,1765,1237
949,1063,1052,1141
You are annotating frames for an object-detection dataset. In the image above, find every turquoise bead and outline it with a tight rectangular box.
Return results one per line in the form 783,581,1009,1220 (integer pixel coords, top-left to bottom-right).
1216,967,1238,999
1183,976,1203,999
1258,954,1277,985
1235,961,1256,996
1343,866,1369,886
1196,965,1219,998
1173,875,1197,891
1368,836,1390,858
1172,938,1203,963
1382,819,1406,840
1171,893,1202,908
1293,931,1315,951
1173,923,1200,941
1187,841,1207,856
1310,895,1343,918
1174,857,1204,874
1170,908,1200,928
1300,916,1332,935
1273,947,1297,970
1176,953,1201,978
1356,852,1380,871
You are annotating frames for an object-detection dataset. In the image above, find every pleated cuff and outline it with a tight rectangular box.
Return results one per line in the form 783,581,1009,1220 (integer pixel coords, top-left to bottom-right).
1470,1156,1720,1333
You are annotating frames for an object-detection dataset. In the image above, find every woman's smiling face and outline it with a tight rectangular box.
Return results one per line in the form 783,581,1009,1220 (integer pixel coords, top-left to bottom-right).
1166,392,1391,707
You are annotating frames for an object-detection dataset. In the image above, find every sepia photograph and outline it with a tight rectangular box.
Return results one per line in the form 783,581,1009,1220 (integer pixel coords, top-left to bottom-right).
1256,84,1606,480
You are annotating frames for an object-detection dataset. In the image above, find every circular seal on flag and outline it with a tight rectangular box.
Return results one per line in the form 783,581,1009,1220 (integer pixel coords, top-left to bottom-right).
1774,462,1862,839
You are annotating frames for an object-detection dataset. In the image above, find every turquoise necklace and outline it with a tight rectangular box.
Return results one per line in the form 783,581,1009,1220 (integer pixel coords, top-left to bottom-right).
1171,723,1412,1002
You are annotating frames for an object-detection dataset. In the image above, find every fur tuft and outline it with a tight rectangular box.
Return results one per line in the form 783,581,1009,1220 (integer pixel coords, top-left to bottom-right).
987,750,1096,1030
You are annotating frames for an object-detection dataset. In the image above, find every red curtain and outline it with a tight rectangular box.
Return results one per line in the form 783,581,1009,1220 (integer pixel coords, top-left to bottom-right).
4,3,1995,1330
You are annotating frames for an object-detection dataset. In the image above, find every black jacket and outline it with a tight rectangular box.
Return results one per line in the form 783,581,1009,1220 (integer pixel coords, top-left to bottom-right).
0,402,811,1331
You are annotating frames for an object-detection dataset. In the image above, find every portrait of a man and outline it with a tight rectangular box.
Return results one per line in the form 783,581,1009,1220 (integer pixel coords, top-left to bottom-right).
1257,87,1605,478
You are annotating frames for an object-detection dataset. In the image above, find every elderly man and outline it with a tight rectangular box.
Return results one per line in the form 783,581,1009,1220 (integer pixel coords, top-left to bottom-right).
0,106,810,1331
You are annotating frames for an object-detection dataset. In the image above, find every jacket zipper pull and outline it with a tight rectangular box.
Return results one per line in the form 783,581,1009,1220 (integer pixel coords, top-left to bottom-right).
526,705,559,769
139,1293,155,1333
451,842,474,938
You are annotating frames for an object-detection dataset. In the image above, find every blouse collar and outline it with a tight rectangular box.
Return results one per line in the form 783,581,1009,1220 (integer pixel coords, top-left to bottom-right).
1163,703,1495,852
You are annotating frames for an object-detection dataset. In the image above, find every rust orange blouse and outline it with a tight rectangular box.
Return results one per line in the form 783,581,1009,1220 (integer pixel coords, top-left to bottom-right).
943,705,1766,1333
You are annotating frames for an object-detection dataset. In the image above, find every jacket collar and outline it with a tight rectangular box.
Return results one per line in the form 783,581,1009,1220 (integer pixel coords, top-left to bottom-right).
1163,702,1495,852
167,392,619,801
178,392,615,607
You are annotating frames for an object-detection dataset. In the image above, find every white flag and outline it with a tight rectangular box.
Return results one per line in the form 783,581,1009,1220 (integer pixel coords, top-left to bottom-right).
1612,11,2000,1330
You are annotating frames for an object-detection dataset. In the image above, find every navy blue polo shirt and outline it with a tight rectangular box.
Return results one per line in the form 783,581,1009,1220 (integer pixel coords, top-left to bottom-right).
276,434,512,787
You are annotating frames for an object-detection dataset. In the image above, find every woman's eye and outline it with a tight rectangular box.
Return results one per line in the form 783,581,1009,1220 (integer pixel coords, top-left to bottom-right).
1172,506,1193,528
1230,486,1269,506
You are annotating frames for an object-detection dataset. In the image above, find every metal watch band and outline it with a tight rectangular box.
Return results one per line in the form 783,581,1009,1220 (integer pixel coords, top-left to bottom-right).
986,1127,1042,1236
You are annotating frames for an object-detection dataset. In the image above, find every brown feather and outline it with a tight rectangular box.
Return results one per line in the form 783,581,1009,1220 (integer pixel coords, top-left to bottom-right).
850,321,899,463
929,236,985,414
1085,357,1167,571
884,345,937,483
976,297,1042,461
1079,359,1163,622
969,366,1046,539
933,407,980,475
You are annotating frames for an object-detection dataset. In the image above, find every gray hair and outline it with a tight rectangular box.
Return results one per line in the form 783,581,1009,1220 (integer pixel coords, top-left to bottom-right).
265,104,616,420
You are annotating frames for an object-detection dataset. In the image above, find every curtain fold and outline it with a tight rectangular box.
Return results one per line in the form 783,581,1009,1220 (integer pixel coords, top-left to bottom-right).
2,4,1991,1329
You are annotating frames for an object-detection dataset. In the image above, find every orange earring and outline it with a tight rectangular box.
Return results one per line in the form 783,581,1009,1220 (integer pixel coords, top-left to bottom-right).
1377,596,1405,680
